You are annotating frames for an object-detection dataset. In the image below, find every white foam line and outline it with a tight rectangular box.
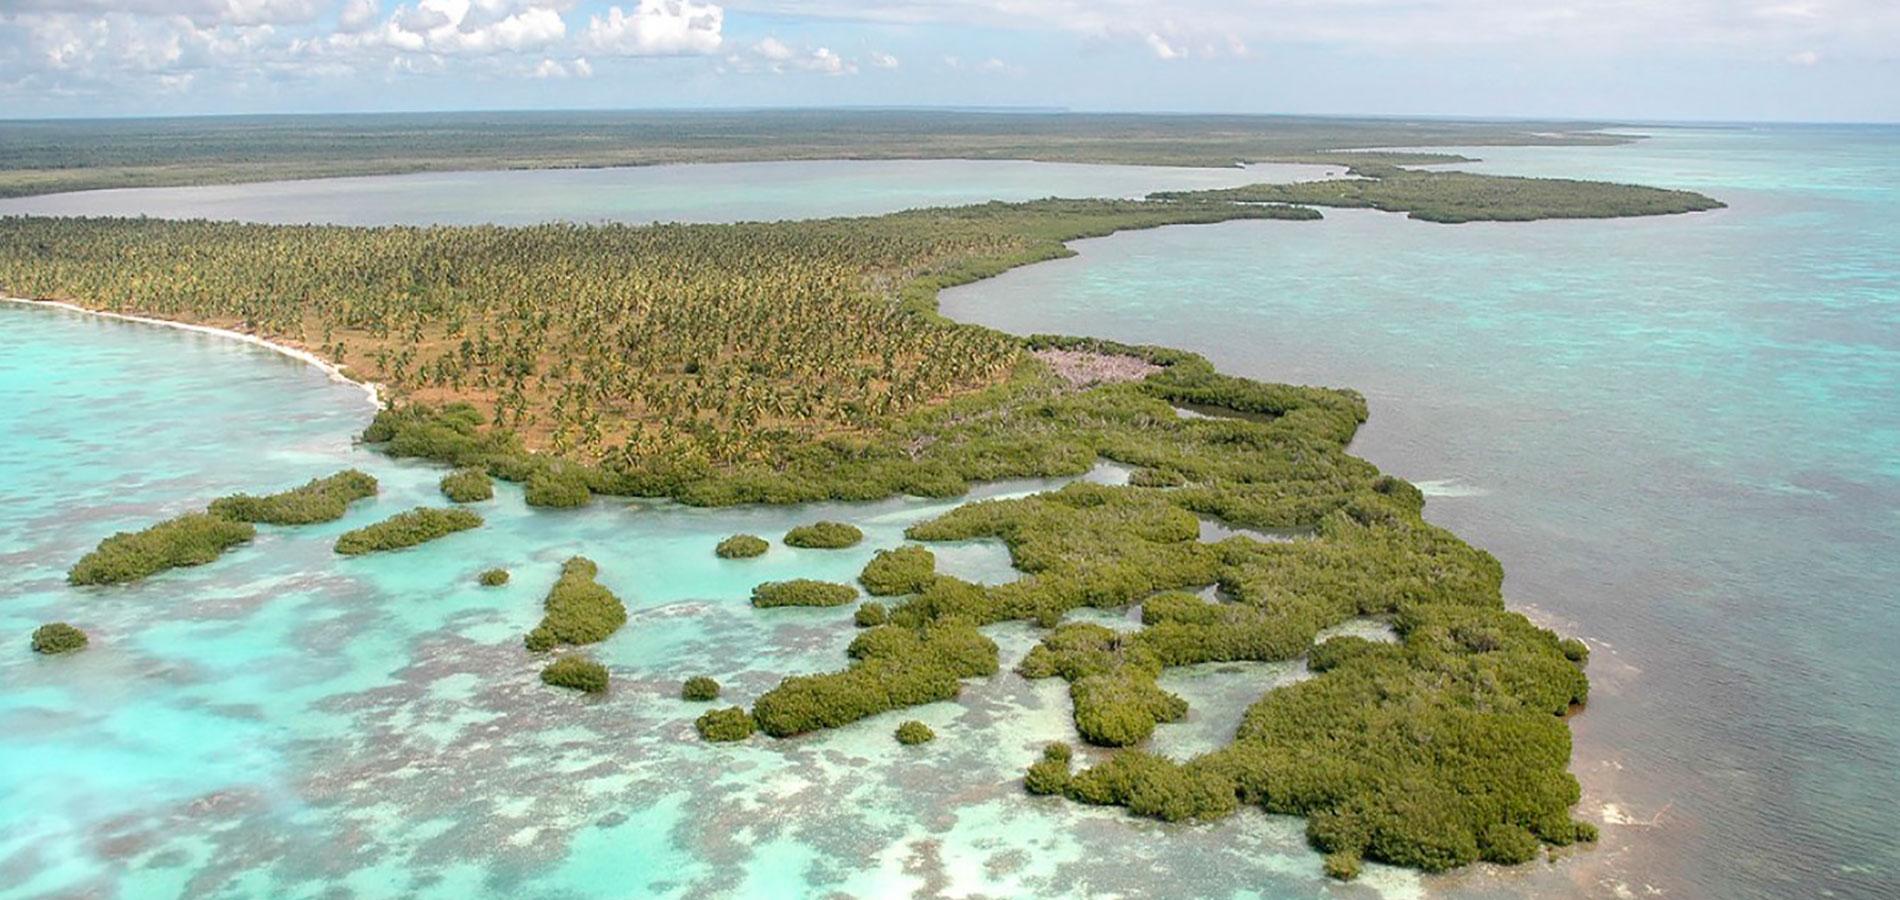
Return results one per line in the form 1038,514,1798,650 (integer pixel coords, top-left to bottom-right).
3,295,383,409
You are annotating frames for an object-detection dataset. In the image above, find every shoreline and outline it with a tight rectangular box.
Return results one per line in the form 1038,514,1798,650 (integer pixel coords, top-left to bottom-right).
1,295,383,409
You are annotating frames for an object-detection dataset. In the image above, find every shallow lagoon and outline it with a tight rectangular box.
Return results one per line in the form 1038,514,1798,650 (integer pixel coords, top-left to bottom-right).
0,158,1328,226
0,306,1415,898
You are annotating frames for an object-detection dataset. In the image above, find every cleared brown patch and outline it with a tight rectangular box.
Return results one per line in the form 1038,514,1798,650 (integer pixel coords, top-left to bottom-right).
1034,348,1162,389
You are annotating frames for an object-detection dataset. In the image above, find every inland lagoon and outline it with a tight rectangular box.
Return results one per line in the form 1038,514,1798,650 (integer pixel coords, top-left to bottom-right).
4,125,1896,898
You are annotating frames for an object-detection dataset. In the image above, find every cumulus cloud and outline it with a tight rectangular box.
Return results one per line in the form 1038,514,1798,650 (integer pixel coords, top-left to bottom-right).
868,49,897,68
736,36,856,74
531,54,591,77
582,0,723,56
338,0,379,32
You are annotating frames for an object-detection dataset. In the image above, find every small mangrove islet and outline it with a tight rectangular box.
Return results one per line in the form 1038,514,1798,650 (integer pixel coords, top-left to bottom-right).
31,623,89,655
333,507,482,556
783,521,864,549
714,534,768,559
750,579,858,609
208,469,379,524
681,676,721,701
524,557,627,651
540,656,609,693
0,174,1709,877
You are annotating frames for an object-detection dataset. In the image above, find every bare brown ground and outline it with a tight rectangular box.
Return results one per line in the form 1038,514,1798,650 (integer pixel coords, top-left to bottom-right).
1033,348,1163,389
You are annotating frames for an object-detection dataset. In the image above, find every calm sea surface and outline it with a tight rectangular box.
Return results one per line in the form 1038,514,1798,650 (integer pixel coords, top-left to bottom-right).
3,127,1895,898
0,159,1321,226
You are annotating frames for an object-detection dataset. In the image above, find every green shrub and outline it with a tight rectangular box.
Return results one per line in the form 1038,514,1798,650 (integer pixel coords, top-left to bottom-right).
69,512,255,585
334,507,482,555
1323,851,1362,881
696,706,756,742
783,520,863,549
541,656,609,693
751,579,857,608
715,534,769,559
750,623,997,737
895,720,936,744
854,602,889,627
439,467,494,503
1559,637,1590,664
682,676,721,701
1129,468,1186,488
31,623,88,654
859,545,937,596
525,468,592,508
478,568,510,586
524,556,627,651
209,469,379,524
1025,742,1074,795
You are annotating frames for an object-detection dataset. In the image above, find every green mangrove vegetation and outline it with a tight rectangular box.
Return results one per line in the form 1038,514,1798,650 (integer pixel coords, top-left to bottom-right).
859,545,937,596
31,623,88,655
682,676,721,701
1152,163,1724,223
714,534,769,559
783,521,864,549
524,557,627,651
478,568,510,586
0,175,1651,879
68,512,255,585
333,507,482,556
695,706,756,742
751,579,858,609
208,469,378,524
439,467,494,503
895,721,936,745
540,656,609,693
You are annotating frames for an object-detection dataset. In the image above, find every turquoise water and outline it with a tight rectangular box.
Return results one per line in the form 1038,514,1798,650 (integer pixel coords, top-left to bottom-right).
4,127,1895,898
0,306,1410,898
943,124,1900,898
0,159,1324,226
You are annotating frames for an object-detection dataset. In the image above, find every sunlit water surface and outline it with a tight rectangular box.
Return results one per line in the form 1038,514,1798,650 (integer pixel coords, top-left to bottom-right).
0,159,1326,226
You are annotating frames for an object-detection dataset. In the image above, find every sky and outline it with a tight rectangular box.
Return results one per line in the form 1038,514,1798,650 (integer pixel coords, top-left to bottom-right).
1,0,1896,122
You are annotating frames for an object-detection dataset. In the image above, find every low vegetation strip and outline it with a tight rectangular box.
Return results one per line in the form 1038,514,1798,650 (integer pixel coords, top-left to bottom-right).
208,469,378,524
333,507,481,556
751,579,858,608
1152,163,1725,223
525,557,627,651
68,513,255,585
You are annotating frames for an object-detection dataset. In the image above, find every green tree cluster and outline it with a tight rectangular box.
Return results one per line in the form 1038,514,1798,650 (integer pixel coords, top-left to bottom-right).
334,507,482,555
209,469,379,524
439,467,494,502
31,623,88,654
715,534,769,558
783,521,863,549
541,656,609,693
525,556,627,651
751,579,858,608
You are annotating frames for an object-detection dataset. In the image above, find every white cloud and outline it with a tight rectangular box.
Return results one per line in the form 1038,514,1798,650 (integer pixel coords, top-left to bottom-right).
531,54,591,77
754,35,792,61
582,0,723,56
1144,32,1181,60
1786,49,1822,65
338,0,379,32
868,49,897,68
